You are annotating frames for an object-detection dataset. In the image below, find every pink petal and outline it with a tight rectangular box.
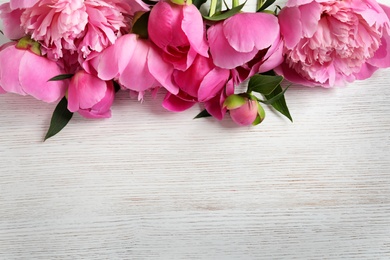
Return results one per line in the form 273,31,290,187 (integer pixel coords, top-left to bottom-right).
278,6,303,49
181,4,208,57
355,63,379,80
298,1,321,38
9,0,39,9
97,34,137,80
148,1,173,50
119,39,158,92
223,13,279,53
0,4,25,40
162,93,196,112
19,51,67,102
148,46,179,94
198,67,230,102
0,44,26,95
208,23,258,69
68,71,107,112
274,62,318,87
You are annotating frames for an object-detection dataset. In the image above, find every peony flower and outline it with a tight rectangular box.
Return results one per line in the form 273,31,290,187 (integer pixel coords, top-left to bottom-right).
89,34,178,99
276,0,390,87
148,1,209,71
67,70,115,118
0,42,66,103
163,55,230,112
18,0,142,61
207,12,283,74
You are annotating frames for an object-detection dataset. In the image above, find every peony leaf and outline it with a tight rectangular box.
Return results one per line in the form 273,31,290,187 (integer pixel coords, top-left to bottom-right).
44,97,73,141
248,74,284,95
263,85,292,121
204,1,246,21
132,12,150,39
48,74,74,81
257,0,276,12
193,0,207,9
194,109,211,119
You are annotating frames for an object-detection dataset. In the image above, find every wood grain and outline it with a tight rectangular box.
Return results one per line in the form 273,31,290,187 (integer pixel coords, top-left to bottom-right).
1,0,390,259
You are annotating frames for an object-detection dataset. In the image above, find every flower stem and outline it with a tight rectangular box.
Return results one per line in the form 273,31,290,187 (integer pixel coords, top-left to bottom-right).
257,0,264,10
232,0,239,8
209,0,217,16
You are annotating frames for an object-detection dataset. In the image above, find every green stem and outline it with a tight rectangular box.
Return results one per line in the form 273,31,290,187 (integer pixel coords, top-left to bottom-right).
232,0,239,8
209,0,217,17
257,0,264,10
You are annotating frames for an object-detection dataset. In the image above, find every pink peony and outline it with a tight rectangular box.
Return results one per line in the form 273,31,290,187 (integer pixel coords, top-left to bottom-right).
163,55,230,112
18,0,143,61
89,34,178,98
0,42,66,103
148,1,209,71
207,12,283,74
276,0,390,87
67,70,115,118
0,4,25,39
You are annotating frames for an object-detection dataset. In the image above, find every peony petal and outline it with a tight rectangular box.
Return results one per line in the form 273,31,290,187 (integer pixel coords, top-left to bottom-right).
298,1,321,38
355,63,379,80
274,62,318,87
208,23,258,69
198,68,230,102
0,44,26,95
148,46,179,94
0,4,25,40
119,39,157,92
278,6,303,49
162,93,196,112
148,1,173,50
68,71,107,112
9,0,39,9
181,4,208,57
19,51,66,103
97,34,137,80
223,13,279,53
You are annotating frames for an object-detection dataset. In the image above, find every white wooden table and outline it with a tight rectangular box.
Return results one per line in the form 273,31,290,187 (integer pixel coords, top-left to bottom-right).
1,0,390,259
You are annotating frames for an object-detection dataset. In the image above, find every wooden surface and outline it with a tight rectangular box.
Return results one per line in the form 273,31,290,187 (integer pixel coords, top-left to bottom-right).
1,0,390,259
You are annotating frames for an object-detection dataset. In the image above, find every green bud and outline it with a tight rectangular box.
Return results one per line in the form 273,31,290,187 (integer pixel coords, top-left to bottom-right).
170,0,192,5
223,94,247,110
252,103,266,126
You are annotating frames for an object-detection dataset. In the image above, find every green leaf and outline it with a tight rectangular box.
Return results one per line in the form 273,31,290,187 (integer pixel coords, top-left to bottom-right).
132,12,150,39
44,97,73,141
194,109,211,119
248,74,284,95
48,74,74,81
203,1,246,21
193,0,207,9
257,0,276,12
264,85,292,121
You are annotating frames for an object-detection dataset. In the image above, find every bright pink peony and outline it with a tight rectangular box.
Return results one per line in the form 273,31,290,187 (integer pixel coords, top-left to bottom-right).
18,0,142,60
276,0,390,87
207,12,283,74
163,55,230,112
148,1,209,71
0,42,66,102
89,34,178,98
67,70,115,118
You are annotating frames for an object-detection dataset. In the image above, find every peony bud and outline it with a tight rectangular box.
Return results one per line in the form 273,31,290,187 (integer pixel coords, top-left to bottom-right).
223,94,265,126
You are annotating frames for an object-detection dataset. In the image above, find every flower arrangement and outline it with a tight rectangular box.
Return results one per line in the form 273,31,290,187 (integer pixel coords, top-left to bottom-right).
0,0,389,140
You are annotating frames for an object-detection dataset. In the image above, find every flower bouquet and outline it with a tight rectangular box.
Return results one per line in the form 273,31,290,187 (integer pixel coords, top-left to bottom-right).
0,0,389,140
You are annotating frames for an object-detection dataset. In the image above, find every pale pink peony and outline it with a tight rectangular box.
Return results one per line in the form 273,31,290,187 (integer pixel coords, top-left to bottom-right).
0,42,66,102
276,0,390,87
67,70,115,118
163,55,230,112
207,12,283,75
89,34,179,99
18,0,143,60
0,4,25,39
148,1,209,71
